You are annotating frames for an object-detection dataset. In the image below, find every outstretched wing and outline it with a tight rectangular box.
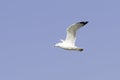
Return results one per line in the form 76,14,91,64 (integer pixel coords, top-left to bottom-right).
64,21,88,46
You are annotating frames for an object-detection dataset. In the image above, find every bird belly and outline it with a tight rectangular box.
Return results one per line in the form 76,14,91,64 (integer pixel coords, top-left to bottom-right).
60,43,76,50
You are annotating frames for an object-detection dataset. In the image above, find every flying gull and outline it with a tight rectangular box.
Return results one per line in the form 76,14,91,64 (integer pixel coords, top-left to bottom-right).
55,21,88,51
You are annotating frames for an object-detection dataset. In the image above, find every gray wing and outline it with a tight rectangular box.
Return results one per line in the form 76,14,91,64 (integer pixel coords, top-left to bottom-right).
64,21,88,46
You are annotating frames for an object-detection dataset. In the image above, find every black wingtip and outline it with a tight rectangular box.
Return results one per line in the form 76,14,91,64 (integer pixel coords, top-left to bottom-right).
80,21,88,25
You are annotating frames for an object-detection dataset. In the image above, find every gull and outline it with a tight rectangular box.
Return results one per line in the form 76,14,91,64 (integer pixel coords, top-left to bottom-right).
54,21,88,51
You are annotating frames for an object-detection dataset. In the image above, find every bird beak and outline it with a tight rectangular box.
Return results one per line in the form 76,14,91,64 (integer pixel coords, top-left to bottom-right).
54,44,57,47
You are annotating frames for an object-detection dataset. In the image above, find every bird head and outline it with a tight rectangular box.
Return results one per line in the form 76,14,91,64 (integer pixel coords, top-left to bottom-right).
54,43,62,47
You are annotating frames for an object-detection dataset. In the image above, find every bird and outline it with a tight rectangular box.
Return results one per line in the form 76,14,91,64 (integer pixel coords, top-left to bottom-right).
54,21,88,51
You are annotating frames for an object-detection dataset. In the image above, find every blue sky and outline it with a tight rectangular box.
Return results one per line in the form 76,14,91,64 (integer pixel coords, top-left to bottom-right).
0,0,120,80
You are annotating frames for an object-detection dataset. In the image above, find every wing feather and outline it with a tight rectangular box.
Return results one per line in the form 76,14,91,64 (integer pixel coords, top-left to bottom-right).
64,21,88,46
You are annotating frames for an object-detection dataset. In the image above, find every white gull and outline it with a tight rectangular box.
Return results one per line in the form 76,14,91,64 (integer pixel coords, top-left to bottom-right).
55,21,88,51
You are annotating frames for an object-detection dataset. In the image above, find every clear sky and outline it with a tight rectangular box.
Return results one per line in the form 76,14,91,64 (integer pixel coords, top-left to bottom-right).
0,0,120,80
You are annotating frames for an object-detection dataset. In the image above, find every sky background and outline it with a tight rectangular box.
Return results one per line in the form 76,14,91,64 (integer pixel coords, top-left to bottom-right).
0,0,120,80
